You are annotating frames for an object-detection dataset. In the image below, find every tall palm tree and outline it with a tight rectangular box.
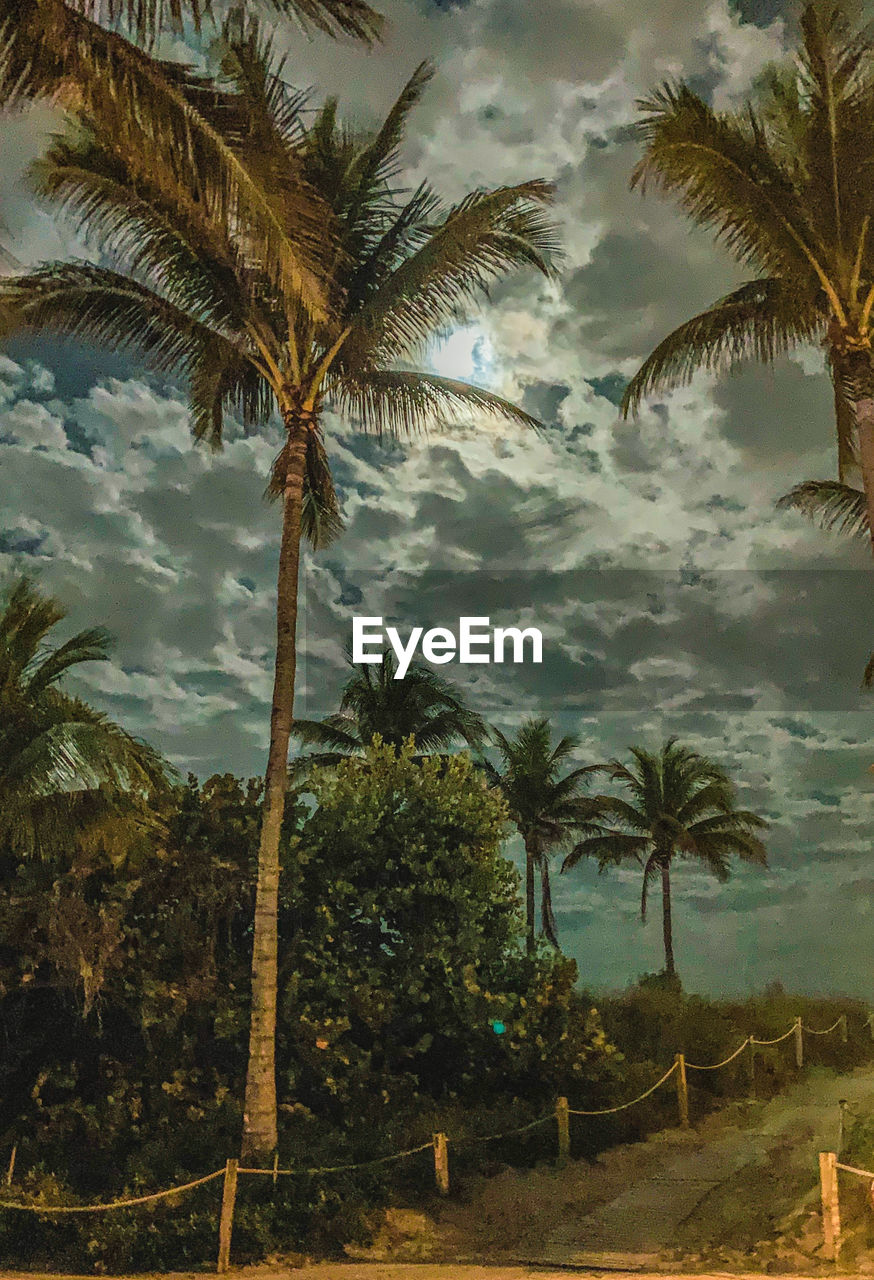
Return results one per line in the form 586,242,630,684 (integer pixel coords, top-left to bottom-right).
292,650,487,772
484,719,599,954
0,24,559,1159
621,1,874,553
0,575,167,857
563,738,767,978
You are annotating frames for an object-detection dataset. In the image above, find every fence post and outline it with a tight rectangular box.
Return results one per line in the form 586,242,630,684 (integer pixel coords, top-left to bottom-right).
748,1038,756,1097
840,1014,848,1044
675,1053,689,1128
5,1144,15,1188
819,1150,841,1261
217,1158,239,1275
794,1017,803,1070
433,1132,449,1195
556,1096,570,1166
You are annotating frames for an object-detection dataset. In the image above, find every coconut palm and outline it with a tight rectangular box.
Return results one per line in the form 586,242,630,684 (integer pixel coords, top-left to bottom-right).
0,575,167,857
483,719,599,954
0,0,381,330
292,650,487,772
563,738,767,978
621,1,874,552
0,23,559,1159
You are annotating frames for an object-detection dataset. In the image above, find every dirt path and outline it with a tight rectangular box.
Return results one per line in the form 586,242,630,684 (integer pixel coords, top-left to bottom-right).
6,1268,871,1280
417,1066,874,1271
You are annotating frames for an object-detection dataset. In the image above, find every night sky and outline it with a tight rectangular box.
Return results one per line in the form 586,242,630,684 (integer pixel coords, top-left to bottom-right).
2,0,873,998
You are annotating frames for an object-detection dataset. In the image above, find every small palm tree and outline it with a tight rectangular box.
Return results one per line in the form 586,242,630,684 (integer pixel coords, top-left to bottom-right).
622,1,874,553
484,718,599,954
0,575,167,856
0,23,560,1159
563,738,767,978
292,651,486,772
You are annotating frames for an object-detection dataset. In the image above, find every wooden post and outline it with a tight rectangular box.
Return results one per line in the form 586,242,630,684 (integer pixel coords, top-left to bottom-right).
794,1017,803,1070
272,1151,279,1188
556,1096,570,1166
6,1144,15,1188
433,1132,449,1196
217,1158,238,1275
675,1053,689,1128
840,1014,848,1044
819,1150,841,1261
748,1038,756,1098
867,1012,874,1042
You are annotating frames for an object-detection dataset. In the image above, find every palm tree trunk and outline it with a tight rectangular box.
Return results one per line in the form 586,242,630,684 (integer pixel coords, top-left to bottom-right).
539,852,559,948
241,409,310,1163
834,344,874,555
661,861,675,977
523,834,535,954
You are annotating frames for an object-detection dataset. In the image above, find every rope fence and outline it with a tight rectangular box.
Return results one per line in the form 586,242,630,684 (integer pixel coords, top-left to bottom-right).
0,1009,862,1274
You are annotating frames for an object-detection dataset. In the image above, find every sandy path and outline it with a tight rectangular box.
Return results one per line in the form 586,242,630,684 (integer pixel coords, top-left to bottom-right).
540,1066,874,1267
4,1269,870,1280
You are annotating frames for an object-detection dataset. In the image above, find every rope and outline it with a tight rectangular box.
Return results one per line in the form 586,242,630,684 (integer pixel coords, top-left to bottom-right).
803,1018,843,1036
837,1161,874,1179
686,1037,751,1070
751,1026,797,1047
568,1062,678,1116
239,1140,435,1176
454,1115,553,1147
0,1167,224,1213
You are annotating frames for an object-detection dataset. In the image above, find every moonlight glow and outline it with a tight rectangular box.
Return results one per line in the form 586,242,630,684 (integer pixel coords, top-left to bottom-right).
428,326,495,381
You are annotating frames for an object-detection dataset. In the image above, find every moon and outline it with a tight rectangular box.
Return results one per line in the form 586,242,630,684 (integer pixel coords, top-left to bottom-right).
428,326,495,382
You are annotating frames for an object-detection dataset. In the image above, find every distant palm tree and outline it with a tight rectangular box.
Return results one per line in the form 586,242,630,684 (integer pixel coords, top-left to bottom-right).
0,22,560,1159
563,738,767,978
0,576,167,857
484,719,599,954
622,1,874,553
292,651,486,771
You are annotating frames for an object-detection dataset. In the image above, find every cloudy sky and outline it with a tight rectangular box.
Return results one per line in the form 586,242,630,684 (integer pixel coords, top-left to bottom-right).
2,0,874,999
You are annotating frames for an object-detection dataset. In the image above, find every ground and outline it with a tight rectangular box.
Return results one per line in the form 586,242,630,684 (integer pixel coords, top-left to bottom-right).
9,1067,874,1280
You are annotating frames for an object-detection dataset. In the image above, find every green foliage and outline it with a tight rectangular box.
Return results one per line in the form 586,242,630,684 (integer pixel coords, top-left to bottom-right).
0,743,619,1271
484,717,600,948
292,651,487,773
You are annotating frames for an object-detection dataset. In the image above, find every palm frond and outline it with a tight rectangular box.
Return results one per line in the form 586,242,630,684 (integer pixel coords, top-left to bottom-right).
561,831,649,872
776,478,868,537
621,278,822,415
0,262,224,375
333,369,542,437
344,180,561,365
24,628,111,699
5,0,332,316
631,81,829,286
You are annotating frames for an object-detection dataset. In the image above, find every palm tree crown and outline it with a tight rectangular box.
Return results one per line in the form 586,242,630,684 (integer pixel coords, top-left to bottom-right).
293,651,487,772
563,738,767,978
484,718,599,953
0,21,560,1161
0,576,168,857
622,1,874,552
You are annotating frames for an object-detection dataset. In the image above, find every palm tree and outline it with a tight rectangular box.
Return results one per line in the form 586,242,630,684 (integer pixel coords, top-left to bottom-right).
484,719,599,954
621,1,874,554
0,575,167,857
292,650,487,772
0,24,560,1159
563,738,767,978
0,0,382,329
